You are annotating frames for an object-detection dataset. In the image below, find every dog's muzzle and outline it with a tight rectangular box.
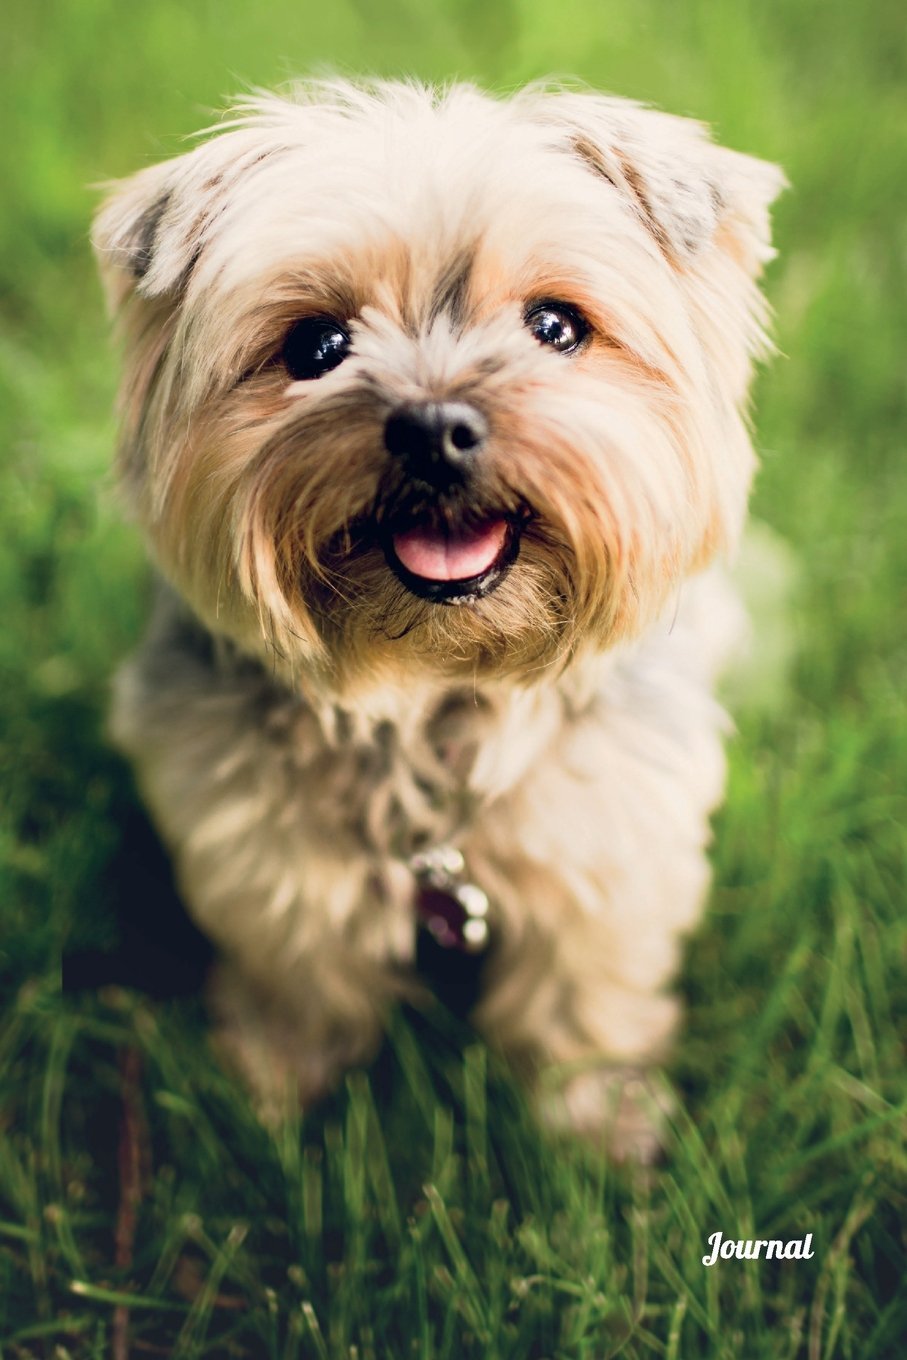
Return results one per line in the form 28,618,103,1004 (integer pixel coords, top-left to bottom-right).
378,401,525,604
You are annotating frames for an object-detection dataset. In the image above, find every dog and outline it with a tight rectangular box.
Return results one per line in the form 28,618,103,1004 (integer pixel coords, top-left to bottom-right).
92,79,783,1156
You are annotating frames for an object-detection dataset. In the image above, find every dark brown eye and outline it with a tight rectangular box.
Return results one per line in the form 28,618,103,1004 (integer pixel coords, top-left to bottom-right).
282,316,351,380
525,303,588,353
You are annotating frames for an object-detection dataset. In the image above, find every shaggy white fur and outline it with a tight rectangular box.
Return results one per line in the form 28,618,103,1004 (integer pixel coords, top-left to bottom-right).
94,80,783,1153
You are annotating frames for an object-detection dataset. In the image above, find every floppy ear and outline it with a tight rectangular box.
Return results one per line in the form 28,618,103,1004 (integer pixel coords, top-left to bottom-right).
93,156,194,312
92,126,279,314
537,92,786,275
91,143,235,493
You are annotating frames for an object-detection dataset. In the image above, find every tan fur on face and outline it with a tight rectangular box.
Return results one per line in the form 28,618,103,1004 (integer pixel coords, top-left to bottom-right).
95,80,782,1150
95,79,783,697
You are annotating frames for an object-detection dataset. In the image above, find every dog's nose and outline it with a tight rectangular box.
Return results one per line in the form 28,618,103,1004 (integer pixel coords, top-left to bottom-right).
384,402,487,481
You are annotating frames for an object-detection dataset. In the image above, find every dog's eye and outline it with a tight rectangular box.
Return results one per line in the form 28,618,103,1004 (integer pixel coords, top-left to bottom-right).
282,317,351,381
525,303,588,353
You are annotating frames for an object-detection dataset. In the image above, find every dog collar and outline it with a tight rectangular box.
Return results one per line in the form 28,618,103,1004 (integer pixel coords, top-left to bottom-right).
409,845,490,954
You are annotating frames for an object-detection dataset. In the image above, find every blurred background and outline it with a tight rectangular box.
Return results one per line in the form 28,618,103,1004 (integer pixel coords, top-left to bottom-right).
1,0,905,1353
5,0,904,990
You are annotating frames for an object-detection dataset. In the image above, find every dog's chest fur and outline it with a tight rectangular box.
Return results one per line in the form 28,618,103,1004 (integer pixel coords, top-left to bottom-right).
122,581,572,857
121,574,728,868
110,570,739,1076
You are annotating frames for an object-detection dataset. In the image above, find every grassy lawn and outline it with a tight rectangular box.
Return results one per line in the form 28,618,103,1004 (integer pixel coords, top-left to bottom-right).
1,0,905,1354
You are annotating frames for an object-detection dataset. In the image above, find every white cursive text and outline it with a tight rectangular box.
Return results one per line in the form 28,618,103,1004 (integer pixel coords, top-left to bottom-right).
702,1230,815,1266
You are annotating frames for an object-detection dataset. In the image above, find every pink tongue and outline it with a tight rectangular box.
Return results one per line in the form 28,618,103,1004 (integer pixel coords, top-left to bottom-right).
392,518,508,582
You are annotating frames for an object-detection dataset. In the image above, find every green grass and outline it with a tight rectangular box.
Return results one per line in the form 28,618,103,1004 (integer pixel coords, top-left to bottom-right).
1,0,906,1354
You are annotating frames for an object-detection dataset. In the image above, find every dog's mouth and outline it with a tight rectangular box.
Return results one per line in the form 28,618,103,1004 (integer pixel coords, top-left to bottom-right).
381,512,524,604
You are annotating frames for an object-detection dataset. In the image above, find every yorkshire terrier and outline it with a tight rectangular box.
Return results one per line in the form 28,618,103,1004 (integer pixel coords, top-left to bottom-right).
93,80,783,1156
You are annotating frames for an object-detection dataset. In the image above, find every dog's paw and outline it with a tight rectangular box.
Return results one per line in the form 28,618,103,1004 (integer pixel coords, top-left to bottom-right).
539,1065,674,1163
206,961,376,1123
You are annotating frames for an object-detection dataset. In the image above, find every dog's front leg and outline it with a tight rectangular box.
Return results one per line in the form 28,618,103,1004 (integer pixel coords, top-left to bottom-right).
467,796,715,1158
110,641,412,1113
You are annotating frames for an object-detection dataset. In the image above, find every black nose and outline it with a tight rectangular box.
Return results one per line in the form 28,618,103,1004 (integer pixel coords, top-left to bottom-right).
384,401,487,482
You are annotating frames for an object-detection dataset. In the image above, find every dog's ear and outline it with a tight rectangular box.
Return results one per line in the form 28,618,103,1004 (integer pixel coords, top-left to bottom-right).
538,92,785,276
92,128,274,314
93,155,195,312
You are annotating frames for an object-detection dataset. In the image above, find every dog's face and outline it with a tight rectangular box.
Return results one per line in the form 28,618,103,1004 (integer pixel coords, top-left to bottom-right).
94,82,783,692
